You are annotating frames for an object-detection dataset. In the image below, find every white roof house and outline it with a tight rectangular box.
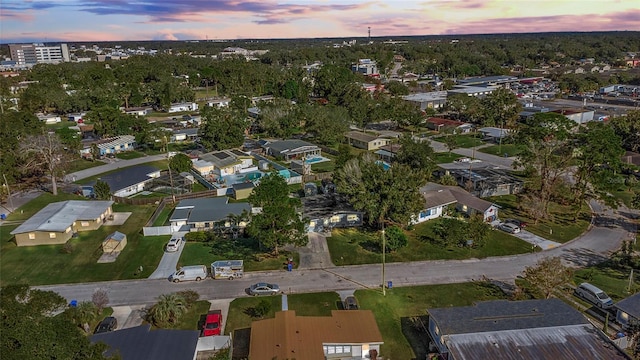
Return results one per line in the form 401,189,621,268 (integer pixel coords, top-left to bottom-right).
10,200,114,235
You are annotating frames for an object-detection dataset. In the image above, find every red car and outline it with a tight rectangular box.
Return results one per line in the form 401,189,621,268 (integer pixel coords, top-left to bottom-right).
202,311,222,336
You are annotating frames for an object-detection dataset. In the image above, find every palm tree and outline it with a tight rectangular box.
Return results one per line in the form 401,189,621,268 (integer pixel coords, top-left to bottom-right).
147,293,187,327
69,301,98,333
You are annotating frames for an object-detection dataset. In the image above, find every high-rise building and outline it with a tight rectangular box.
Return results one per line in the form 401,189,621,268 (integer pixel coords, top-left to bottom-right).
9,43,70,65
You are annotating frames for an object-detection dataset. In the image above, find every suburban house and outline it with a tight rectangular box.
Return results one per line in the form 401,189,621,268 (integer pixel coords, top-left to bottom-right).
622,151,640,167
171,128,199,142
79,135,137,158
375,143,402,163
427,299,630,360
402,91,448,111
425,118,473,133
122,106,152,116
206,97,231,108
249,310,383,360
416,183,499,223
437,163,524,197
262,139,322,161
37,113,62,124
232,182,255,200
91,324,200,360
345,131,391,151
168,102,198,113
192,149,255,177
10,200,114,246
94,165,161,198
351,58,378,76
616,292,640,329
169,197,252,232
302,194,364,232
552,108,595,124
67,112,86,122
477,127,511,143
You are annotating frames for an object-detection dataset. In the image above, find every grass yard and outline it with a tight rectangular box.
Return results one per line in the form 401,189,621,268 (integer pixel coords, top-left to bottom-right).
434,134,484,148
488,194,591,243
225,284,507,359
478,144,525,157
328,220,535,266
179,239,300,272
167,300,212,331
75,160,168,185
311,160,335,173
67,158,105,173
434,152,463,164
574,266,639,301
115,151,146,160
357,282,508,360
0,196,164,286
152,207,173,226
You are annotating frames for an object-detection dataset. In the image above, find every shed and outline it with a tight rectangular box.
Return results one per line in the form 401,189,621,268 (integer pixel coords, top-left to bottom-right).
232,182,255,200
102,231,127,253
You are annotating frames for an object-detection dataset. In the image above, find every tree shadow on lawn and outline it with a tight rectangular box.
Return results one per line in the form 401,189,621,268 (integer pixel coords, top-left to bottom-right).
401,315,432,360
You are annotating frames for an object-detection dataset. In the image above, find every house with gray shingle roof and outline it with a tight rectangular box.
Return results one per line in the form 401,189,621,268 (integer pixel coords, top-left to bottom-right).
416,183,498,223
10,200,114,246
345,131,391,151
169,197,251,232
262,139,321,161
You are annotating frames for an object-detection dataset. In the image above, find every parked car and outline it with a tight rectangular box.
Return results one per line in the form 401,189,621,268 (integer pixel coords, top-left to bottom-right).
343,296,359,310
498,223,521,234
202,311,222,336
504,218,527,228
249,282,280,296
166,237,183,252
94,316,117,334
575,283,614,309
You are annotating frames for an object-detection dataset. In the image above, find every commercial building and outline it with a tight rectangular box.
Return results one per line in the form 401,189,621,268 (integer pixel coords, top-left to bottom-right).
9,43,70,65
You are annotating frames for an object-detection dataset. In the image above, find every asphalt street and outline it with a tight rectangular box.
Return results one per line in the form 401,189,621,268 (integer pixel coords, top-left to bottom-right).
36,220,631,306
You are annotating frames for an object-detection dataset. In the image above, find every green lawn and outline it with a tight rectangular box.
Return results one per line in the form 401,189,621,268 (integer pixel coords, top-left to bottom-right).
75,160,168,185
311,160,335,173
225,284,507,359
0,196,164,285
574,266,639,302
115,151,146,160
488,194,591,243
152,207,173,226
434,152,463,164
328,220,535,266
167,300,212,331
434,134,484,148
179,239,300,272
357,282,507,359
67,159,104,173
479,144,526,157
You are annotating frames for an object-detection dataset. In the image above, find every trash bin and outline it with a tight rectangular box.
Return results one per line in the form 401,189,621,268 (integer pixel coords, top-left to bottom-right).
69,300,78,307
387,281,393,289
0,214,6,220
287,263,293,272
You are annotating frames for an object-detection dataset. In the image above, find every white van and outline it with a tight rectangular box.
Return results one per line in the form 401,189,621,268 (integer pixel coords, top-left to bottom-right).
169,265,208,283
575,283,614,309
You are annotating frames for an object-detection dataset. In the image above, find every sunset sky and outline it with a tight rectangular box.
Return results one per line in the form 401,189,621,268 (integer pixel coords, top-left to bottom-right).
2,0,640,43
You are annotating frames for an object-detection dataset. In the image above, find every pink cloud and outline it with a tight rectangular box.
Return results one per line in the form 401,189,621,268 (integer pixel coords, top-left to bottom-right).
0,9,36,21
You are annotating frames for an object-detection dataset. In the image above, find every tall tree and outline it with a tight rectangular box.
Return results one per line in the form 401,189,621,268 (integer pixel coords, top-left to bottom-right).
573,122,625,213
0,111,44,184
1,285,108,360
479,87,521,128
522,257,573,299
246,174,307,255
302,104,350,145
609,111,640,152
169,153,193,173
198,106,246,151
514,113,575,221
93,180,111,200
333,153,425,229
394,134,436,181
20,132,73,195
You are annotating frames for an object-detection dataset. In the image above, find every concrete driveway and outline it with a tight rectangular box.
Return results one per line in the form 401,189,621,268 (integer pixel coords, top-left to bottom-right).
513,229,562,250
148,233,187,280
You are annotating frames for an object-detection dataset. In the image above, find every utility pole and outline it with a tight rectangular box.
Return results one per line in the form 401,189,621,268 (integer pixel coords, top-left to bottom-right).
381,222,386,296
3,174,14,212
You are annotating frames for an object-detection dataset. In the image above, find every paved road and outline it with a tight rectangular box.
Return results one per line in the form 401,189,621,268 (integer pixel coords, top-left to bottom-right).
64,154,168,182
36,220,631,306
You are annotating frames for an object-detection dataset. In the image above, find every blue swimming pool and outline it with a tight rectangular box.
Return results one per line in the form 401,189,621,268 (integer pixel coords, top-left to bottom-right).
305,156,326,164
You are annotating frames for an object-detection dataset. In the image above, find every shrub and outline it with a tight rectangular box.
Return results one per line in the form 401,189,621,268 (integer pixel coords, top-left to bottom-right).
384,226,408,252
175,290,200,308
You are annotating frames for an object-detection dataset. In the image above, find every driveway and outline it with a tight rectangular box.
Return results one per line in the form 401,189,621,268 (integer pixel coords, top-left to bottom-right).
513,230,562,250
148,232,188,280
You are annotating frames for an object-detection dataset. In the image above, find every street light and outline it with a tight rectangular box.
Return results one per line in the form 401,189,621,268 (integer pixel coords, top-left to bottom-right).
381,224,386,296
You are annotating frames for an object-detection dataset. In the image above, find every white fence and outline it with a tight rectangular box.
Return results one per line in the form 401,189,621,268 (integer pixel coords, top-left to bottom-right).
143,226,172,236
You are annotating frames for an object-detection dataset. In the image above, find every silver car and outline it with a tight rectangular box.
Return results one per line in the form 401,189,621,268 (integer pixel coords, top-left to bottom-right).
249,282,280,296
498,223,521,234
166,237,182,252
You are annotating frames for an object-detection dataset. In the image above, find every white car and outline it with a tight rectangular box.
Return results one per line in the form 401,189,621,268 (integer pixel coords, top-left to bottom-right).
166,237,183,252
498,223,521,234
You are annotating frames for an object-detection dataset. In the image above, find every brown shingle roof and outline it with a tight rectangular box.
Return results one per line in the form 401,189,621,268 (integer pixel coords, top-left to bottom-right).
420,183,494,212
249,310,383,360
